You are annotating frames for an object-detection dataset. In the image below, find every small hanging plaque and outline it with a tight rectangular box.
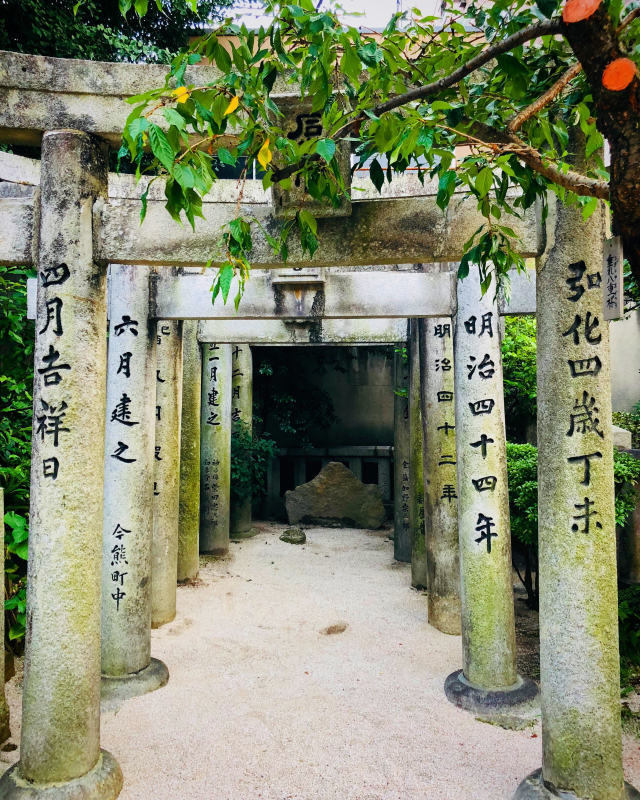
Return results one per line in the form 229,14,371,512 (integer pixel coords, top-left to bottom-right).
603,236,624,320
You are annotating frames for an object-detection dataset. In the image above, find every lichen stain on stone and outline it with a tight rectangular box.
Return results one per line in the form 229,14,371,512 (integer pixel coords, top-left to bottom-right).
273,283,285,316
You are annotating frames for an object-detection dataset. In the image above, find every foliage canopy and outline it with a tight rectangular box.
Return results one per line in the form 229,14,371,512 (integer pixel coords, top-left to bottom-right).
118,0,640,298
0,0,233,63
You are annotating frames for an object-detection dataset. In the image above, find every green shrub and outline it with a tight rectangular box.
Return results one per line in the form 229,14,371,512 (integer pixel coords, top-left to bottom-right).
230,419,278,505
619,585,640,695
0,266,34,650
502,317,537,443
507,443,640,610
506,442,539,607
614,449,640,526
613,403,640,449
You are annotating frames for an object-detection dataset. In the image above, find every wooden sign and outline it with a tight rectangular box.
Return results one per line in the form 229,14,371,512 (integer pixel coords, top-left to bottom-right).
603,236,624,320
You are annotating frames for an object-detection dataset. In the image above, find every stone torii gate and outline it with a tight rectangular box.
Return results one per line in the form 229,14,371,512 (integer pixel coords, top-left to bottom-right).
27,263,535,625
153,265,535,567
0,47,633,800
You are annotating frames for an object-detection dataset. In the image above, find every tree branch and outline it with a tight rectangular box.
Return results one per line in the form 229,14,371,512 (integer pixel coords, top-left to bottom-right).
371,19,564,116
617,5,640,33
507,61,583,133
271,19,565,182
561,0,640,286
473,121,610,199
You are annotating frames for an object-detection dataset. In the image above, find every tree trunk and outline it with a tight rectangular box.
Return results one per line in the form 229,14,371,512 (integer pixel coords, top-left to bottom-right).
562,5,640,287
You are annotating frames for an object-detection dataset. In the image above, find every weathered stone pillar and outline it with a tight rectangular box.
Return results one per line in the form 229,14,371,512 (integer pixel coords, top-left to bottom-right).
293,457,306,488
0,489,10,745
152,319,183,628
347,457,363,481
409,319,427,589
377,457,391,503
515,202,638,798
101,264,168,703
178,320,201,582
265,454,281,518
230,344,256,538
0,131,123,798
393,344,411,562
200,342,232,554
445,267,537,714
420,316,461,635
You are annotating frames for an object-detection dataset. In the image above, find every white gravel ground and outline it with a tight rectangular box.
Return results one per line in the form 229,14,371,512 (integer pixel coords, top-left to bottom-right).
3,523,640,799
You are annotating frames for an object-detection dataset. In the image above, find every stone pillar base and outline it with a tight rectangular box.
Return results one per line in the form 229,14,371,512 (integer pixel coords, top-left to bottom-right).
444,669,538,716
151,611,176,629
0,750,122,799
101,657,169,708
200,547,228,558
514,769,640,800
427,595,461,636
0,699,10,746
230,527,259,541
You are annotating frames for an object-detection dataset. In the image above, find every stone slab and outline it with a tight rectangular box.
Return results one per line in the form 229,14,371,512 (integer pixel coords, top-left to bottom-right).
280,446,393,457
152,270,456,320
498,268,537,316
285,461,385,529
0,151,40,185
0,49,295,147
198,317,409,344
98,195,543,268
26,270,536,321
0,195,36,266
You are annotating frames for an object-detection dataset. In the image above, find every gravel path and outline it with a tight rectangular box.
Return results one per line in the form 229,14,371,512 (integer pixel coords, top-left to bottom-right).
3,523,640,799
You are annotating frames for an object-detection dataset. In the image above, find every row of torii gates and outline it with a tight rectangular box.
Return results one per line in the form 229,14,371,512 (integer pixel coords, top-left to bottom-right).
0,49,635,800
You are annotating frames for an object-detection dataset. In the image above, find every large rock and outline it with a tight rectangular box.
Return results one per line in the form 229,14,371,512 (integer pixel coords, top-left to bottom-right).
285,462,385,529
613,424,632,450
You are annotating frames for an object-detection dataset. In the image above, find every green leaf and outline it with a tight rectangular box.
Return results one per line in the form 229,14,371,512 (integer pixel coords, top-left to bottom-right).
140,184,150,223
417,127,434,151
9,624,24,641
134,0,148,15
586,130,604,160
217,148,237,166
126,116,149,153
340,45,361,82
173,164,195,190
315,138,336,162
148,123,175,172
213,43,232,73
535,0,559,17
369,158,385,193
9,542,28,560
229,218,245,245
234,285,243,311
219,263,234,303
357,42,383,66
436,170,456,210
163,108,186,130
475,167,493,198
299,209,317,235
581,196,598,220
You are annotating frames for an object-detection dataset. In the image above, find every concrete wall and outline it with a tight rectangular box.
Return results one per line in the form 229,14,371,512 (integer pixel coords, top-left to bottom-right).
610,310,640,413
255,345,395,448
318,347,395,446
